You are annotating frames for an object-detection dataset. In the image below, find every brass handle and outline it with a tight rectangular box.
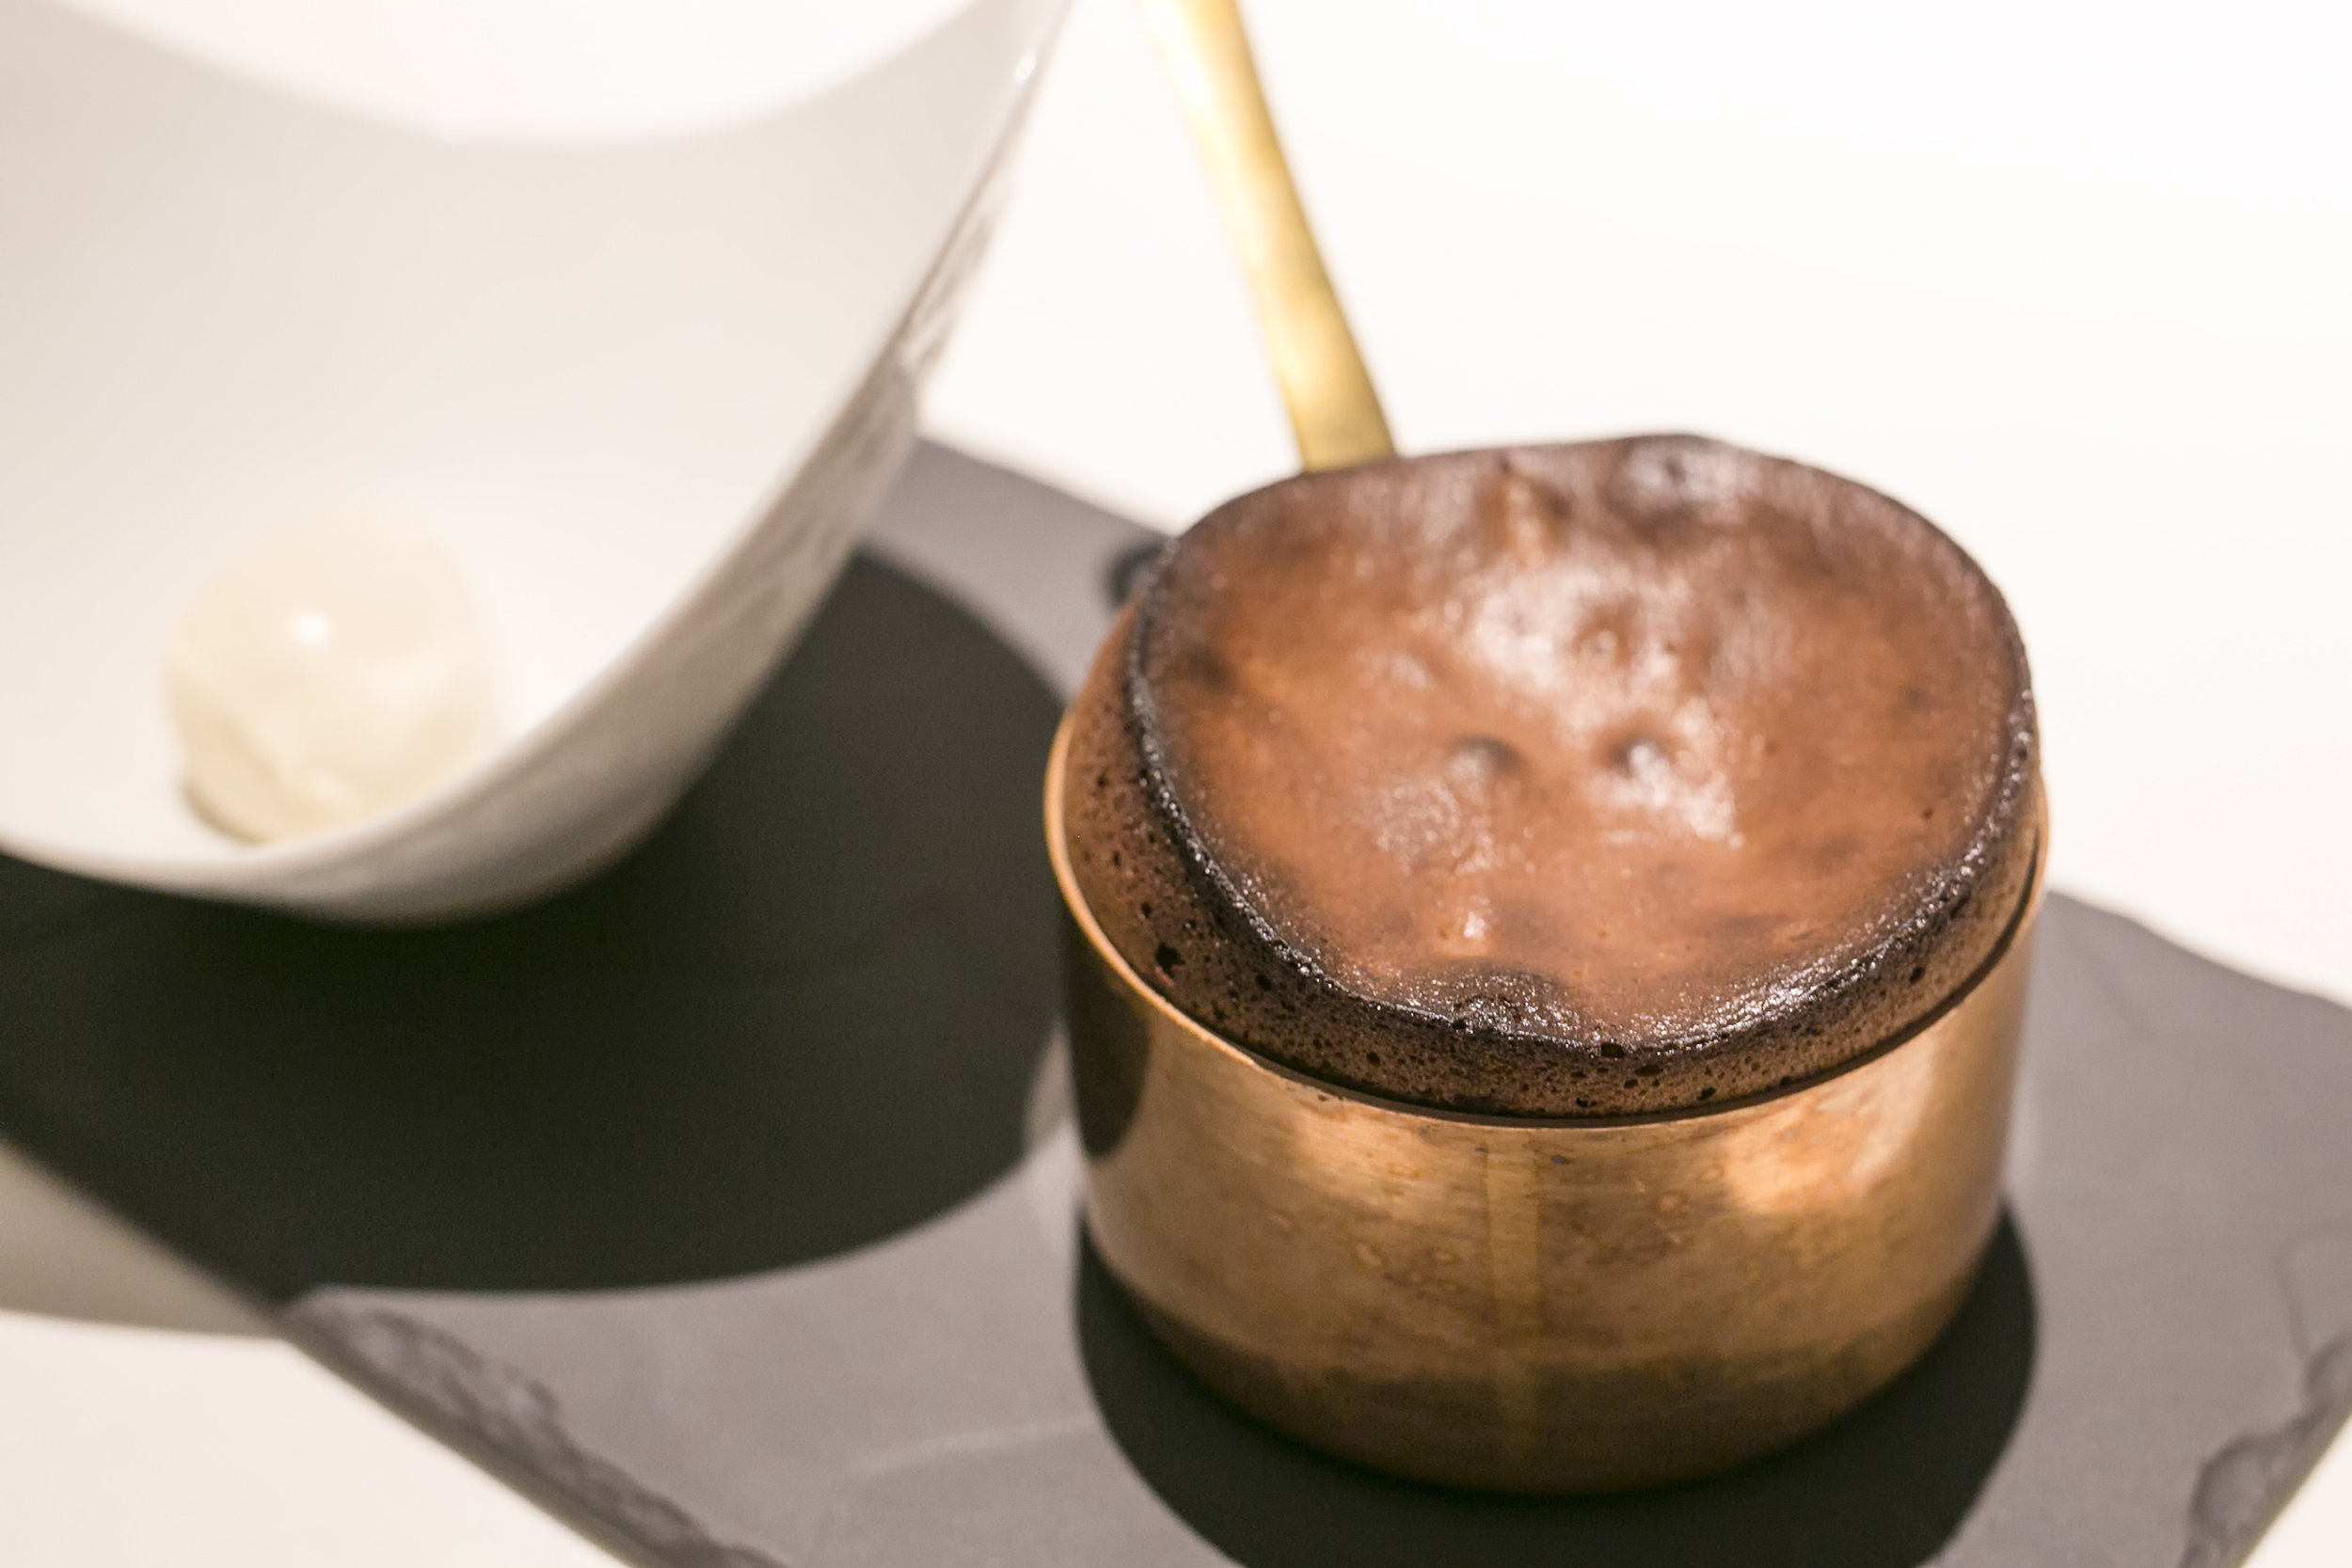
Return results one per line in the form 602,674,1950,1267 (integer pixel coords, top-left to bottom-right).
1136,0,1396,472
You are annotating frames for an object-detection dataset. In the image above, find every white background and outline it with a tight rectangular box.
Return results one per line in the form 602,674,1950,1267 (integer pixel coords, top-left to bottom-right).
4,0,2349,1560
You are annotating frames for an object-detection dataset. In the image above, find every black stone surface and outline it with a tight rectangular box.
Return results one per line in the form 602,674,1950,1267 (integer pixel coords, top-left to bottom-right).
0,544,1062,1296
2,443,2349,1568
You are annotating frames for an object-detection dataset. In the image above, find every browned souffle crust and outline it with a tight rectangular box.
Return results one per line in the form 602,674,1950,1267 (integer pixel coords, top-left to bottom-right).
1062,436,2039,1117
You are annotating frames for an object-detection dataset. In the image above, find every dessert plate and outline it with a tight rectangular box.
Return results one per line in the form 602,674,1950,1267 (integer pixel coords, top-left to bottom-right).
0,447,2347,1566
0,0,1064,920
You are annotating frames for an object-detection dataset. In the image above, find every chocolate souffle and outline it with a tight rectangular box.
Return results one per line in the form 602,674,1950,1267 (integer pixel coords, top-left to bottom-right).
1062,436,2039,1117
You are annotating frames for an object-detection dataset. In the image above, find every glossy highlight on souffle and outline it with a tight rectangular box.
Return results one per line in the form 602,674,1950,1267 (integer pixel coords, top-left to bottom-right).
1062,436,2038,1117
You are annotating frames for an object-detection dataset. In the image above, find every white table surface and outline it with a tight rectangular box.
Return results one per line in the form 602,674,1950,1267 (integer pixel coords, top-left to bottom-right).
4,0,2347,1560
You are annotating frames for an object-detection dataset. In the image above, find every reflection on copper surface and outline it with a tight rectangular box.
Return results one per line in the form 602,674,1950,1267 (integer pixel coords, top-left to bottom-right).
1720,1028,1939,1215
1049,720,2043,1492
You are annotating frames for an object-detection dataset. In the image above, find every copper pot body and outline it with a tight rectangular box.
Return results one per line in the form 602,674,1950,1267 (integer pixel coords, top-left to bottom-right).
1047,721,2043,1492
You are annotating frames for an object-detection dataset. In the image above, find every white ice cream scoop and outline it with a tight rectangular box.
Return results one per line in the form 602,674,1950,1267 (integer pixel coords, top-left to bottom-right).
167,518,500,843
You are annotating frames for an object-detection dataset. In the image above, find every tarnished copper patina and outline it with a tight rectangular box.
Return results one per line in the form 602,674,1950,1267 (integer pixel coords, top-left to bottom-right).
1050,725,2043,1493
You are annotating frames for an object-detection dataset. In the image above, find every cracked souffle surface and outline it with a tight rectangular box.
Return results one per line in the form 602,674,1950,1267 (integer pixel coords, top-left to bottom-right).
1062,435,2039,1117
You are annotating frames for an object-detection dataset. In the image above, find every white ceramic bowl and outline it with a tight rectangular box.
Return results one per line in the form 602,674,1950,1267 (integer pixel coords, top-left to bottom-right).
0,0,1064,921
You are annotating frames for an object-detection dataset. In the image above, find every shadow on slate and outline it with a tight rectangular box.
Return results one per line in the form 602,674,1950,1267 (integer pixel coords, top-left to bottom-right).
0,554,1063,1299
1079,1215,2035,1568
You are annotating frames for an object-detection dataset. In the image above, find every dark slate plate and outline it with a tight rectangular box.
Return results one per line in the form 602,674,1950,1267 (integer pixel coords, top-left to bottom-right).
1,444,2348,1568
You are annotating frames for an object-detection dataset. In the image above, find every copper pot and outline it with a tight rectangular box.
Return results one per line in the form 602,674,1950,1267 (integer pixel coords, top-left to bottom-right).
1049,720,2044,1492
